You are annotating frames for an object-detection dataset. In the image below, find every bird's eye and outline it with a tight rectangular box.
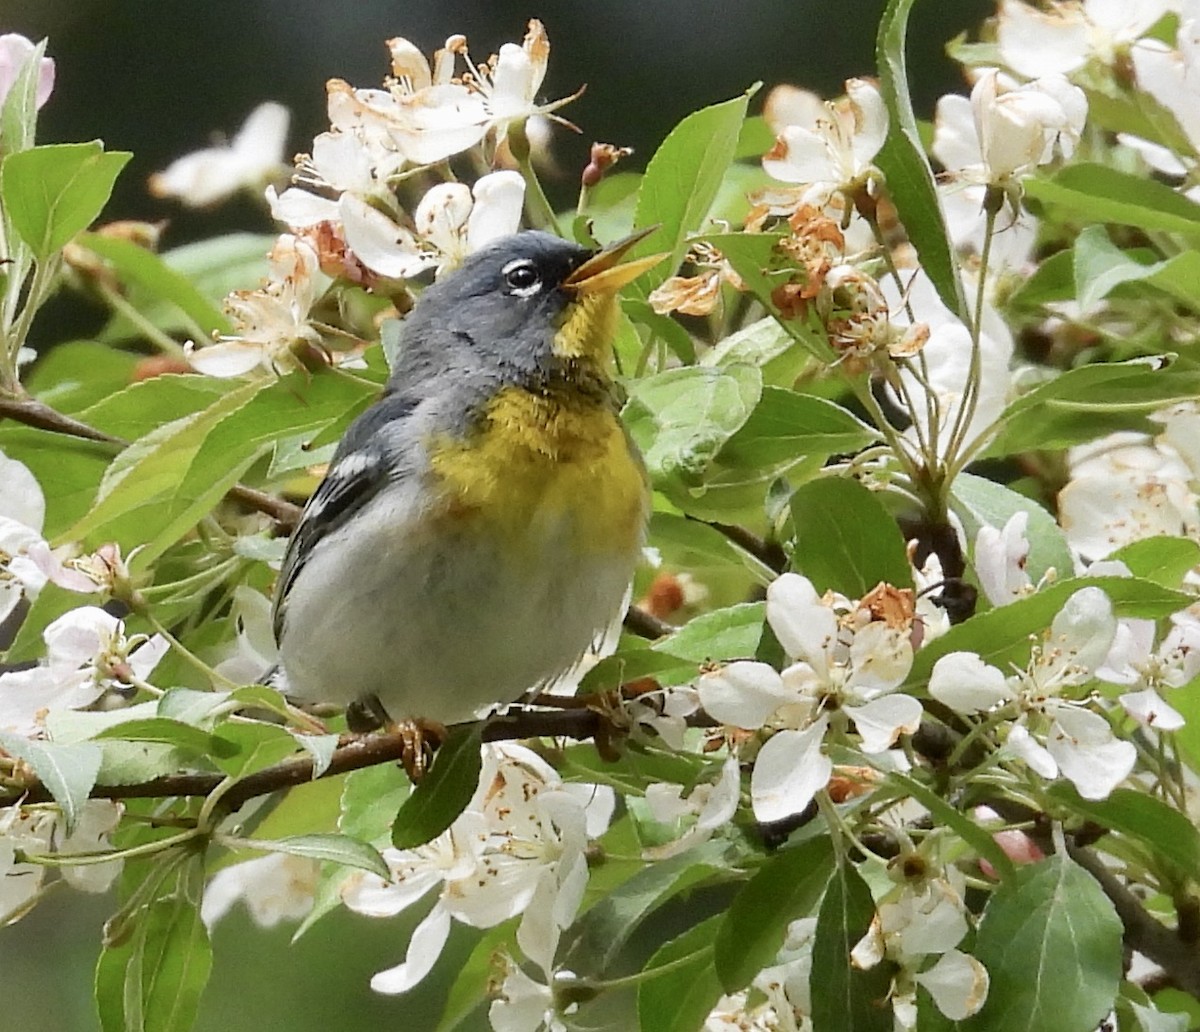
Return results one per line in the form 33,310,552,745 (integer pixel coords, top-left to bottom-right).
502,259,541,295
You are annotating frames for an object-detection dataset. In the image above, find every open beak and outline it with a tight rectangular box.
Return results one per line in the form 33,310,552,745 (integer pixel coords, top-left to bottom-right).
563,226,668,296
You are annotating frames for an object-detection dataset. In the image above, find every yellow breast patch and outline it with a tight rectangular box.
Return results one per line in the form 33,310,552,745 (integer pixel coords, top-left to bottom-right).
427,385,647,559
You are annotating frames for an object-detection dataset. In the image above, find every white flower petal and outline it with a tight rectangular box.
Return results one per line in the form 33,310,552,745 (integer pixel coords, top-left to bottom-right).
369,902,452,994
1119,688,1185,731
466,170,525,252
915,949,990,1021
339,193,431,279
928,652,1014,713
1006,723,1058,779
845,693,923,753
750,718,832,823
1047,706,1137,799
0,451,46,532
698,661,791,730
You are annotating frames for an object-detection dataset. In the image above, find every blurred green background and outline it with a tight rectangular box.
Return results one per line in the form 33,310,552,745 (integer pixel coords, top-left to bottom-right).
0,1,987,1029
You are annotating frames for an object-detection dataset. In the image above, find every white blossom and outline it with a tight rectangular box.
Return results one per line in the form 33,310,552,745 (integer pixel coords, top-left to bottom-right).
641,756,741,859
929,587,1135,799
342,744,610,996
0,607,167,736
150,102,290,208
0,34,54,112
1058,431,1200,561
201,853,320,929
187,234,325,377
996,0,1174,78
1097,606,1200,730
699,575,920,822
974,511,1035,607
762,78,887,207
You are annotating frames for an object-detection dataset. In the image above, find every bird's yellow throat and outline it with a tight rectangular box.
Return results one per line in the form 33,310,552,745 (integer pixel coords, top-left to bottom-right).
427,291,645,558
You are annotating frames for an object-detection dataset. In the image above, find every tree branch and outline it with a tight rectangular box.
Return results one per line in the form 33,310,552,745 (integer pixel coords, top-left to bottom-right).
1068,843,1200,996
3,706,663,811
0,392,303,529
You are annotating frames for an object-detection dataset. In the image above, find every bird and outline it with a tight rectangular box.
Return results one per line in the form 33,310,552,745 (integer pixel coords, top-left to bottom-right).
270,228,662,734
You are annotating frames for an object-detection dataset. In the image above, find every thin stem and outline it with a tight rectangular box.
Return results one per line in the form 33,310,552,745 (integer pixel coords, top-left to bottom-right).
94,282,191,356
17,827,204,867
943,200,999,478
582,946,713,990
508,122,559,234
142,610,239,691
2,255,60,392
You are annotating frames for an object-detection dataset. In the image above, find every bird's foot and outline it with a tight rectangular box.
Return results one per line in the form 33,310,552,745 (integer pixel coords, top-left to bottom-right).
345,696,446,782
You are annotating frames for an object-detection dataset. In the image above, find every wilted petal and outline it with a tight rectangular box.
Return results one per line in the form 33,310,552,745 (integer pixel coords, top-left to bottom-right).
929,652,1014,713
1048,706,1137,799
845,693,923,753
1120,688,1185,731
387,36,433,90
369,902,452,994
915,949,989,1020
698,661,792,729
750,718,832,823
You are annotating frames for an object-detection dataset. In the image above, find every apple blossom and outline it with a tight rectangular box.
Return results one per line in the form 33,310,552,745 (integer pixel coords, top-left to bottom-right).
929,587,1136,799
974,511,1035,607
762,78,887,208
0,606,168,736
1058,430,1200,560
996,0,1174,79
640,755,741,859
201,853,320,929
187,234,326,377
149,102,290,208
341,744,611,995
0,34,54,112
1097,606,1200,731
699,574,921,822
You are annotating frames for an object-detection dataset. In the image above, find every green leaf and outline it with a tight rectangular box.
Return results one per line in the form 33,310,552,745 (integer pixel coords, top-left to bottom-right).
715,835,835,991
1072,226,1200,313
96,855,213,1032
624,365,762,491
237,833,390,880
392,724,483,850
623,298,696,364
952,474,1073,587
811,859,894,1032
210,722,299,779
629,90,754,296
1047,785,1200,881
0,425,113,539
875,0,968,321
653,602,766,665
700,315,813,386
2,142,131,258
0,731,100,833
637,915,725,1032
93,718,231,758
1024,163,1200,242
984,356,1200,457
436,923,518,1032
967,853,1122,1032
1109,537,1200,588
907,575,1192,689
1008,249,1074,310
790,477,913,595
560,840,730,976
78,232,231,336
718,389,881,469
24,340,140,414
79,373,231,440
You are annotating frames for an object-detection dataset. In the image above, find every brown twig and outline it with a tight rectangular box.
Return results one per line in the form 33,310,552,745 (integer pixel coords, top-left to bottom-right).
704,519,787,573
1068,843,1200,996
623,604,674,640
3,707,638,810
0,392,303,529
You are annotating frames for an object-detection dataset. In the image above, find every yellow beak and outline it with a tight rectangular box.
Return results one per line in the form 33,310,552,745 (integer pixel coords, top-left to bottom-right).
563,226,668,296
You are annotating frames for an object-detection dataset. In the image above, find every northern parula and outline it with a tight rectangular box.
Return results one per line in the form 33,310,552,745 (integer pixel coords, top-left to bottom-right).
271,229,662,728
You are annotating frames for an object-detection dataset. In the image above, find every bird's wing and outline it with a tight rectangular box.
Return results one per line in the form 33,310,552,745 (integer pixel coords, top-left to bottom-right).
272,393,419,642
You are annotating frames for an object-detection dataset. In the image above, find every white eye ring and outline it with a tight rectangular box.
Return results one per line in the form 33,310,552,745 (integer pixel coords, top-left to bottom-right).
502,258,542,297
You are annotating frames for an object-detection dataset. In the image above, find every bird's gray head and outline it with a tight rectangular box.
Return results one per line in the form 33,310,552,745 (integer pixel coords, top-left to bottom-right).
385,229,662,406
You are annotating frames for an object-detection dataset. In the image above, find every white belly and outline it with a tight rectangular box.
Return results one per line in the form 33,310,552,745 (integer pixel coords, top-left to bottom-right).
277,478,639,724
